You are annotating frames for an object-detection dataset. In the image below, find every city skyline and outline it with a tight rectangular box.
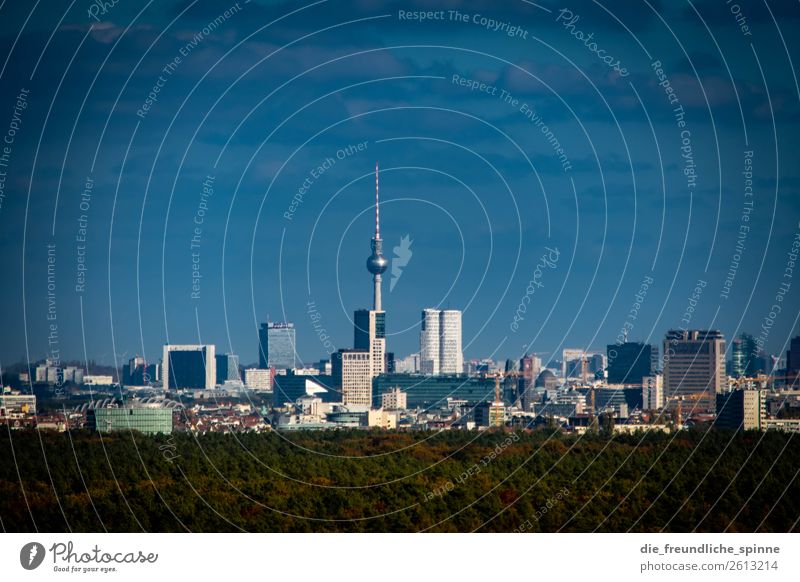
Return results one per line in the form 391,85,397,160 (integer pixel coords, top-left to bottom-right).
1,2,799,372
4,0,800,547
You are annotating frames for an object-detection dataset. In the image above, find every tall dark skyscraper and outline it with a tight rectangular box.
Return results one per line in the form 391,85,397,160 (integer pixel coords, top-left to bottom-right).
607,342,655,384
162,345,215,390
663,330,726,410
731,333,759,377
123,356,146,386
258,322,297,370
786,335,800,378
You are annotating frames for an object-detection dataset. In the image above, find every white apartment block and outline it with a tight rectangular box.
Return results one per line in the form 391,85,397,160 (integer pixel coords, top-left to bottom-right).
244,368,272,391
381,387,407,410
642,375,664,410
368,409,397,429
741,389,765,431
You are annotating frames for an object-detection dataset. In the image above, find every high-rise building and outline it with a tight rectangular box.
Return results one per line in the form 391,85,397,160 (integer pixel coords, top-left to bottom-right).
787,336,800,378
731,338,744,377
419,308,463,375
215,353,241,384
333,349,372,407
258,324,268,368
715,388,764,431
607,342,655,385
354,308,386,378
145,363,159,385
420,308,441,375
123,356,147,386
663,330,725,410
317,359,332,375
439,310,463,374
519,354,542,411
642,375,664,411
589,353,605,376
258,322,296,370
731,333,759,378
162,344,215,390
561,349,585,377
395,353,420,373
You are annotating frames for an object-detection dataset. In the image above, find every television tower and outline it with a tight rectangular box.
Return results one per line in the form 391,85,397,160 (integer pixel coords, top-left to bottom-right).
366,162,388,310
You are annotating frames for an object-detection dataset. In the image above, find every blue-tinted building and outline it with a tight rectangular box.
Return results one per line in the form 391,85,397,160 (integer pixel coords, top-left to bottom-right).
273,373,340,405
585,387,643,412
215,353,241,384
88,407,173,435
163,345,215,390
373,373,496,409
606,342,655,384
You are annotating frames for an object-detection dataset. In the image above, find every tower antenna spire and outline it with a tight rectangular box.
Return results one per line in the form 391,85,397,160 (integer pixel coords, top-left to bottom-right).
375,161,380,239
366,162,387,311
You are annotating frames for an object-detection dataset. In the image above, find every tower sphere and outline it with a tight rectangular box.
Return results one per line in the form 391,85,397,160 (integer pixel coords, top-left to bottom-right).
367,252,388,274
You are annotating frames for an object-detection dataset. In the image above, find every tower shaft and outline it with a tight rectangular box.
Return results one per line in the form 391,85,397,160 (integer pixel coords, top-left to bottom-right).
374,273,382,311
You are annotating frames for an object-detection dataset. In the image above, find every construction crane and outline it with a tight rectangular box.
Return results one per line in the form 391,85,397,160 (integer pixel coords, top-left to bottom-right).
666,393,704,427
729,374,770,390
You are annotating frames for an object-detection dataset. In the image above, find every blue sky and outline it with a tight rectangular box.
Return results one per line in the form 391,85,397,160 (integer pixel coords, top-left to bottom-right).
1,0,799,368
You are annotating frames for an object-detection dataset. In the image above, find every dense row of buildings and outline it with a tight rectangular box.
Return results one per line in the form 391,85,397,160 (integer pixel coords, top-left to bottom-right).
5,165,800,436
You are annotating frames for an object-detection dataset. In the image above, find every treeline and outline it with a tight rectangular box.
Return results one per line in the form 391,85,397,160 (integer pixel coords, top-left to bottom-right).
0,428,797,532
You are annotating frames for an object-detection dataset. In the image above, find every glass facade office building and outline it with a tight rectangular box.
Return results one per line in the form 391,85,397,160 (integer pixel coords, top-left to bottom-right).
373,373,495,409
606,342,655,384
259,322,297,370
354,309,385,349
731,333,759,378
165,349,210,389
89,407,173,435
273,374,338,404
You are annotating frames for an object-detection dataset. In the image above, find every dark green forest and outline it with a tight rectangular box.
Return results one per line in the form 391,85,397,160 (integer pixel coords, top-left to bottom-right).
0,428,797,532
